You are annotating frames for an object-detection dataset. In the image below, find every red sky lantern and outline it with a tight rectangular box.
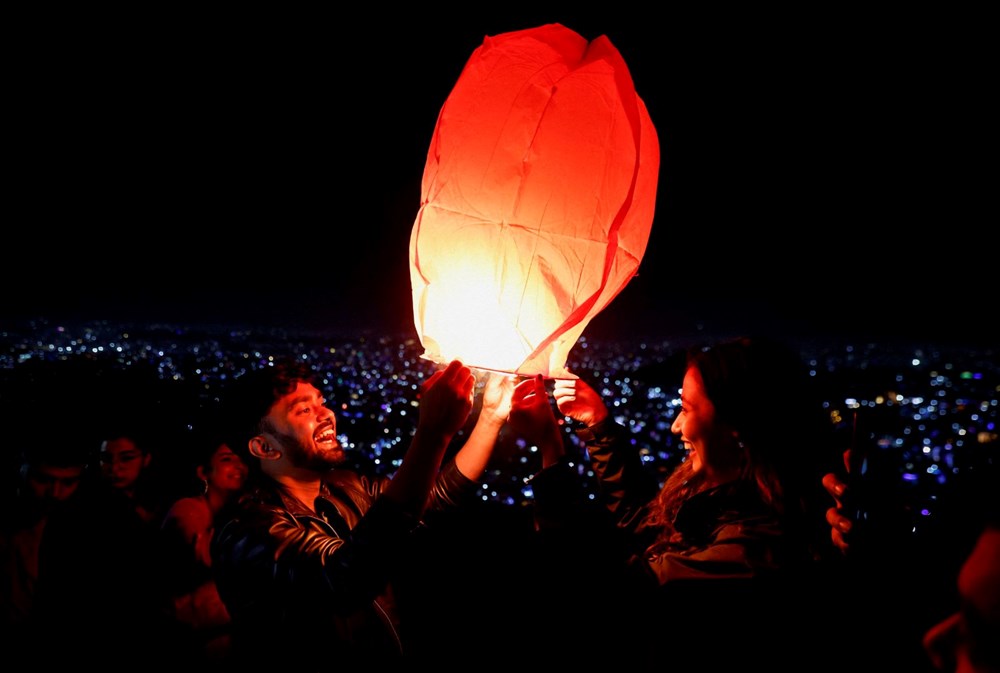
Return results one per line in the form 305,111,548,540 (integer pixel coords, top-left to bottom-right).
409,23,659,378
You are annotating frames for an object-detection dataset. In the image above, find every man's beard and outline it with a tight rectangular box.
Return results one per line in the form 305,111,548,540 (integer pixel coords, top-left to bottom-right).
278,432,346,471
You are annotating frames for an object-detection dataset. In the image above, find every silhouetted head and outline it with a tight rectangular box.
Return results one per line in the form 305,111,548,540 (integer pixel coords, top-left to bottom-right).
19,439,89,511
98,433,153,496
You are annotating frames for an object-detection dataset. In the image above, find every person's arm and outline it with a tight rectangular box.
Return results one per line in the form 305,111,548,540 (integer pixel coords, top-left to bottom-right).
553,377,657,525
504,375,604,534
381,360,475,517
507,374,564,468
453,372,515,480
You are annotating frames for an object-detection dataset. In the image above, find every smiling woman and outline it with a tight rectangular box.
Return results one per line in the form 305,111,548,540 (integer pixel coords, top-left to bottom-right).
159,425,248,665
504,334,840,668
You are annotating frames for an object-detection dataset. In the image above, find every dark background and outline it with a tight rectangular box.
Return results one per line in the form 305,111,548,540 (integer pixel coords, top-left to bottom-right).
5,8,991,348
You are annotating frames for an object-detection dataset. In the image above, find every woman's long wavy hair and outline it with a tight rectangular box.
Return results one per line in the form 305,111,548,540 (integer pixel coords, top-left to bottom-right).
644,336,833,552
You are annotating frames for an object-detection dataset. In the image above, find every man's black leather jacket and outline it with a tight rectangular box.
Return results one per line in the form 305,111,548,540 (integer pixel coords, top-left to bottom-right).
211,459,476,666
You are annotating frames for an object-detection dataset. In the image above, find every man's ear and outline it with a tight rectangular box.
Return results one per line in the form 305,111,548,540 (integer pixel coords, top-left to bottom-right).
249,436,279,460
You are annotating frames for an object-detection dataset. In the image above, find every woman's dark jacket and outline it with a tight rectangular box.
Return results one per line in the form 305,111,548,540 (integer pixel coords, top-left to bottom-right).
530,418,828,671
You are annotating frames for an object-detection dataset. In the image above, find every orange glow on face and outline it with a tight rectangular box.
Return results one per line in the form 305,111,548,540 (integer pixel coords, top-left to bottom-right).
410,23,659,378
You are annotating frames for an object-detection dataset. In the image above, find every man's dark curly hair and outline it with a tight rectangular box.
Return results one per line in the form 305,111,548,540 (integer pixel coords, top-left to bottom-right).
222,358,319,464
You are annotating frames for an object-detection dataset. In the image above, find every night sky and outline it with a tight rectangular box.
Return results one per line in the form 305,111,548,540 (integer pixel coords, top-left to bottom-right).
6,9,990,348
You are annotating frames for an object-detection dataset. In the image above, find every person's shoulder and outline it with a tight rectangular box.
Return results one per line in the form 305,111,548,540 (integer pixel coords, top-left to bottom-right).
224,481,298,524
163,496,210,528
164,495,203,516
213,488,290,548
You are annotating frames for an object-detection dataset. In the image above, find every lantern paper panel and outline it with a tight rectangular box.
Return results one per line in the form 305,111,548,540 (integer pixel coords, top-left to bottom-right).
410,23,659,378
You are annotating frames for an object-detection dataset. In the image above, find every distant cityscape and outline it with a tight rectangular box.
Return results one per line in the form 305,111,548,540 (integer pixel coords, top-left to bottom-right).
2,318,997,538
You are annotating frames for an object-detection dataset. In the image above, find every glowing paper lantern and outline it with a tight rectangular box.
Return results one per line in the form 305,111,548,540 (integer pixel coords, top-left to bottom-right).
409,23,659,378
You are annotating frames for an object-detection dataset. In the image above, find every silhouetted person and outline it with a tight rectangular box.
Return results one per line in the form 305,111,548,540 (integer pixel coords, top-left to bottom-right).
1,440,89,634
